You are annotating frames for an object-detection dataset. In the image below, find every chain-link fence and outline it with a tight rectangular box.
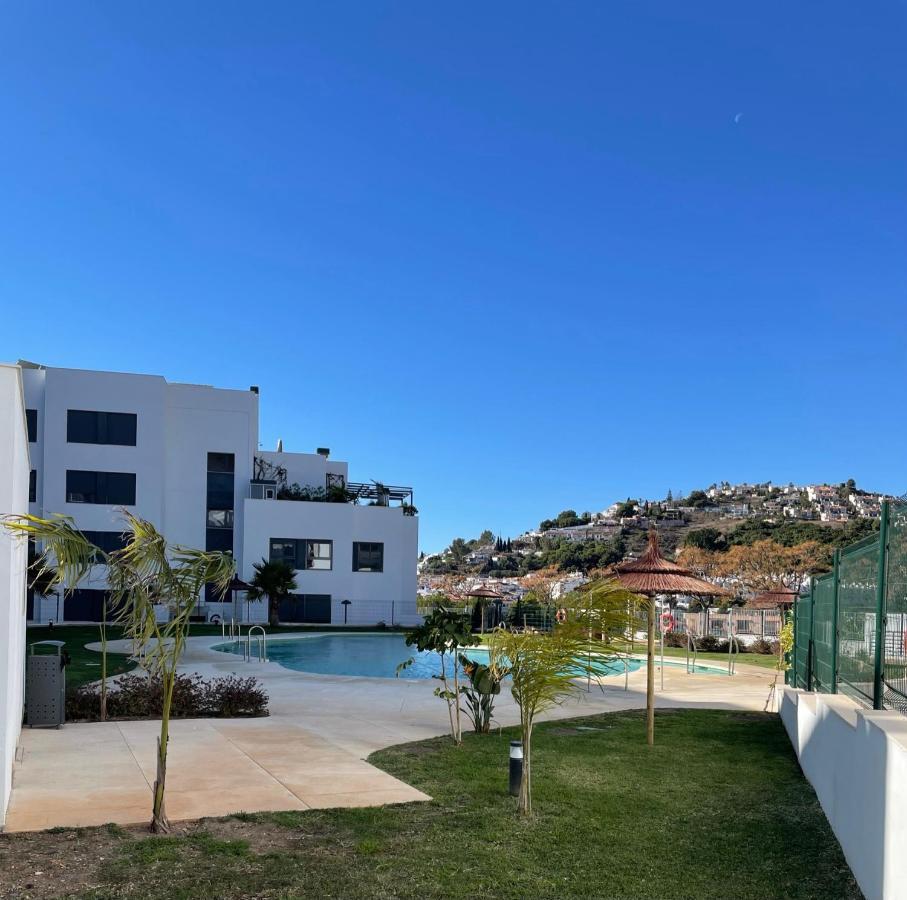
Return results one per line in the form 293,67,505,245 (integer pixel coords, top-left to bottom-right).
788,499,907,716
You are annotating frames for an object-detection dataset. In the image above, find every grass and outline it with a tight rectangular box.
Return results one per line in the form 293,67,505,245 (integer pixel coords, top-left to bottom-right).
0,709,859,899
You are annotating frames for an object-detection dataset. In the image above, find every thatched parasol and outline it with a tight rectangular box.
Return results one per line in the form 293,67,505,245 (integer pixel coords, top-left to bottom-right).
607,530,730,745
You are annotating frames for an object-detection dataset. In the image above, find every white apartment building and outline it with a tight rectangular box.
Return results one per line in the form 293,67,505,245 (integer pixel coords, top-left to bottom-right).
0,365,29,826
15,361,418,627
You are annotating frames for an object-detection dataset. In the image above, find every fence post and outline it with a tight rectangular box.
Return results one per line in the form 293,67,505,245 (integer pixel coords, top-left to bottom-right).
872,500,890,710
791,595,798,688
831,549,840,694
807,579,815,692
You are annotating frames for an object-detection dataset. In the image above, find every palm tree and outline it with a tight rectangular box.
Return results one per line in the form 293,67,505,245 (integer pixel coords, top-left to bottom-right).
3,511,234,833
247,559,297,626
488,578,638,816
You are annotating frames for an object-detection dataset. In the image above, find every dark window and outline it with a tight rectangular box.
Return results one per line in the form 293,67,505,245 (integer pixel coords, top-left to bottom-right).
206,529,234,552
353,542,384,573
82,531,129,555
66,470,136,505
207,452,235,473
206,509,234,529
26,409,37,442
278,594,331,624
29,470,36,503
206,473,235,510
269,539,298,567
67,410,137,446
269,538,333,571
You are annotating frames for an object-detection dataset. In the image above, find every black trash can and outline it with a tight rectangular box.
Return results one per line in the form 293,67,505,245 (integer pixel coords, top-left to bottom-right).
26,640,67,728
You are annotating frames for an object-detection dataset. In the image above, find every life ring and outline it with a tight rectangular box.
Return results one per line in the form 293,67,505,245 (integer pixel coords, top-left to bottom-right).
555,607,567,624
660,612,674,633
210,614,222,624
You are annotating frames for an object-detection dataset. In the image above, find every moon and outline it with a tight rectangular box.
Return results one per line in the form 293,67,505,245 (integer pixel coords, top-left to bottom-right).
734,113,743,124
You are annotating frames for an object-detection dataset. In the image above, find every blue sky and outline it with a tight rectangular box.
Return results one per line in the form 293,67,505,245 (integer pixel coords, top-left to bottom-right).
1,3,905,552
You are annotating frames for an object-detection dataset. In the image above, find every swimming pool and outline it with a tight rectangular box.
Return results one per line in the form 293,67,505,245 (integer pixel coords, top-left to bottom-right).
212,633,723,679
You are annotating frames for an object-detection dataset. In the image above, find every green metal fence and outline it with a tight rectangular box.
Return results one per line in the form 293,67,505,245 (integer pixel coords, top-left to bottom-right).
789,499,907,715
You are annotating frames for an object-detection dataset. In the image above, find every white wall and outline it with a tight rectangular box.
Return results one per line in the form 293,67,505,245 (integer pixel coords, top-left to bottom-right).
779,688,907,900
242,499,418,625
257,449,348,491
0,366,30,826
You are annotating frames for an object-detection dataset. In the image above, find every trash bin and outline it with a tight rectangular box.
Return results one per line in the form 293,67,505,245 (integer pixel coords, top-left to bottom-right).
26,640,67,728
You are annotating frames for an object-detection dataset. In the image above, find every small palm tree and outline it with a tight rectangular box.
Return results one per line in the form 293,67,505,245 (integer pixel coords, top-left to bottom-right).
3,511,234,833
247,559,297,627
489,578,639,816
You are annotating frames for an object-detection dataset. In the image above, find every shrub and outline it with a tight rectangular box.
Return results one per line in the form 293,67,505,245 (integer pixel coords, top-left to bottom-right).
750,638,780,655
66,673,268,722
716,639,748,654
695,635,720,652
663,631,688,648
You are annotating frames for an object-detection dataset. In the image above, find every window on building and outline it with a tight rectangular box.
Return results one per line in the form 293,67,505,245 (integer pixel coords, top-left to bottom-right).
205,529,234,552
306,541,333,570
269,538,333,571
353,542,384,573
207,452,235,473
26,409,37,442
66,470,136,505
67,410,137,446
82,530,129,556
206,509,234,529
29,470,36,503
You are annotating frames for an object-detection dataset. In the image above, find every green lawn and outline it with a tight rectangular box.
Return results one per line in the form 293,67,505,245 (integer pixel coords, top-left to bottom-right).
0,709,859,899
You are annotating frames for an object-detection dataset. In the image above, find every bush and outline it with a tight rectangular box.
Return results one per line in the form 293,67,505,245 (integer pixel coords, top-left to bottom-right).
695,635,720,652
716,639,748,654
750,639,780,655
66,673,269,722
663,631,688,648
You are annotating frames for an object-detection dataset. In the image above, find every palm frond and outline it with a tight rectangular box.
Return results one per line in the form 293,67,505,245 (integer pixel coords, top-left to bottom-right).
2,513,98,590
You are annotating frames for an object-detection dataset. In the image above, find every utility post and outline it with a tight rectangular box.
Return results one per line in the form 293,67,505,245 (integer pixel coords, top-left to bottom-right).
872,500,890,710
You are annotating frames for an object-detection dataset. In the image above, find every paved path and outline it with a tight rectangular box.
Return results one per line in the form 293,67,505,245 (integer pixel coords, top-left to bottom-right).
4,634,780,832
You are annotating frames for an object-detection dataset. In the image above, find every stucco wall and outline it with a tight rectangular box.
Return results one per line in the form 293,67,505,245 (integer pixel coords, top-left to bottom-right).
242,499,418,625
0,366,30,826
779,688,907,900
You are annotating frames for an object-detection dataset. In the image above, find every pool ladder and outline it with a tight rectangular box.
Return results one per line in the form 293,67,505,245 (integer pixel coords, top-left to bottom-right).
686,633,698,674
244,625,268,663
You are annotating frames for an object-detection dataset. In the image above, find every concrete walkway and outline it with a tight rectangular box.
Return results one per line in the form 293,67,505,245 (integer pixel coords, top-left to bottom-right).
4,633,780,832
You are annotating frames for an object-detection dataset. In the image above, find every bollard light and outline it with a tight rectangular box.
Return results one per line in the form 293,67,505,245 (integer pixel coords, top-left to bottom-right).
509,740,523,796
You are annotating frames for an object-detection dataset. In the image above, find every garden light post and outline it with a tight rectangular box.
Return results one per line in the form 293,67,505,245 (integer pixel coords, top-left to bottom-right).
342,598,351,624
509,741,523,796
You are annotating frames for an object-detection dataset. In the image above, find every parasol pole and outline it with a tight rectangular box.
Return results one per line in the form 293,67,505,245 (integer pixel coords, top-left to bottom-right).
646,594,655,746
660,597,665,690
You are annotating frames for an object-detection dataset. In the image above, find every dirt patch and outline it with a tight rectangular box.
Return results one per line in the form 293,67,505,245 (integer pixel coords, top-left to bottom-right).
0,816,304,900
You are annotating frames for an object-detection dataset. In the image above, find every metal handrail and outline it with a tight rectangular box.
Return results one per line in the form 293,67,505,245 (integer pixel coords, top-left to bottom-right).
728,635,740,675
246,625,267,663
686,632,698,674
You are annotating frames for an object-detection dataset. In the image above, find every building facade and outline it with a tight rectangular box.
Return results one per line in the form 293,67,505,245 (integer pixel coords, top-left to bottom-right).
17,361,418,626
0,364,30,826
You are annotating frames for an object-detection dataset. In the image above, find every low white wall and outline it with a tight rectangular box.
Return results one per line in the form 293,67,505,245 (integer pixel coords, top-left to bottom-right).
779,687,907,900
0,365,30,827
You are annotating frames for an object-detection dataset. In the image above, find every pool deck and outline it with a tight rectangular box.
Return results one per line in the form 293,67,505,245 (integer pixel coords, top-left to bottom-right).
4,633,781,832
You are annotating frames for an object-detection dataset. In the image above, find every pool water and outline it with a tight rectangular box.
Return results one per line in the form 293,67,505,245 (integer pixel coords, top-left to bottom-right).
212,633,722,680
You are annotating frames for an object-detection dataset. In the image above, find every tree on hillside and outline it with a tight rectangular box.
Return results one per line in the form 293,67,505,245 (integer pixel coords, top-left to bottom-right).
478,529,495,545
614,499,637,519
684,527,727,552
448,538,469,565
684,490,714,509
